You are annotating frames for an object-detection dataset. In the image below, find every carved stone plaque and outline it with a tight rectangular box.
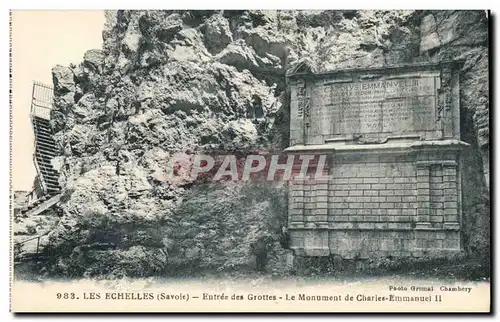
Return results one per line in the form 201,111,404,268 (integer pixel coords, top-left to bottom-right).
310,77,436,138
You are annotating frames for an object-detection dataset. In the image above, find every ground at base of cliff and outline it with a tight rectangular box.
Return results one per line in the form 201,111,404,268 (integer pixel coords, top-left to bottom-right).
13,254,489,283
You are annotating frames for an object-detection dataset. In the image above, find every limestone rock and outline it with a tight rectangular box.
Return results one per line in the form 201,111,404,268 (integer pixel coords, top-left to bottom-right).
83,49,104,73
420,14,441,53
223,119,258,144
122,28,141,54
52,65,75,94
215,40,260,71
202,14,233,54
437,11,488,47
154,13,183,42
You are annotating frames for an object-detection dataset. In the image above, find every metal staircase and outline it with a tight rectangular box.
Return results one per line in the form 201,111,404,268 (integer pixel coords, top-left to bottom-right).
13,82,61,265
30,81,60,196
14,82,61,265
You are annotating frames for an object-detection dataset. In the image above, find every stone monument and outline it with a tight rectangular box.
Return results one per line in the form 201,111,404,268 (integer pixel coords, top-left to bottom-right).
285,60,469,259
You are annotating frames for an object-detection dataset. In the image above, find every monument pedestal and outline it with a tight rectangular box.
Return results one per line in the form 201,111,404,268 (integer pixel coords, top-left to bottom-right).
285,61,467,259
285,139,467,258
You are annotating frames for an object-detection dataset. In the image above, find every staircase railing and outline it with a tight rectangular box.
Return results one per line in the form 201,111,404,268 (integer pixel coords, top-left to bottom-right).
31,103,51,119
31,152,48,196
30,81,54,117
14,206,62,262
14,227,54,261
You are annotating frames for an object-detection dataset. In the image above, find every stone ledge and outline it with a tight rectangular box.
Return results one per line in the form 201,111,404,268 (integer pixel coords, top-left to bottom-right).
289,224,461,231
284,139,470,153
287,60,465,79
417,160,457,167
290,248,463,259
292,247,330,257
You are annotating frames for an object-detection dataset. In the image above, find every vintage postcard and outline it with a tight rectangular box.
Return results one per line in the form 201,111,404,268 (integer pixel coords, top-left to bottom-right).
10,9,491,313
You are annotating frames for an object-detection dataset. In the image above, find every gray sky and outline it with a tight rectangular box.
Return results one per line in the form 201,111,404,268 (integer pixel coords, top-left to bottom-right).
11,10,105,191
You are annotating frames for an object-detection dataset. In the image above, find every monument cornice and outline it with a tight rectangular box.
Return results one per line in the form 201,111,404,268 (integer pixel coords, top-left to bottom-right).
284,139,470,154
287,59,465,81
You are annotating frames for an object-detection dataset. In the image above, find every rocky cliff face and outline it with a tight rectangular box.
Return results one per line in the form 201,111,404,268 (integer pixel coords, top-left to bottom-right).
47,10,489,277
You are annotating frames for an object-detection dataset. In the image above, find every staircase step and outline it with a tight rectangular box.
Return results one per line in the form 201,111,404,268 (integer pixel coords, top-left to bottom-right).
33,117,50,125
33,119,51,127
39,166,57,171
36,145,56,151
35,140,56,148
36,151,56,157
36,150,56,157
35,135,55,143
35,136,53,144
36,150,57,157
36,167,57,175
35,137,54,144
35,153,55,160
36,157,57,165
36,139,55,147
41,174,58,180
37,166,57,173
35,156,56,165
33,126,52,134
36,157,56,164
33,127,53,136
41,175,58,182
35,148,56,155
41,182,59,188
33,123,51,130
40,176,58,184
43,179,59,184
41,180,58,186
35,157,55,165
42,185,59,191
44,177,59,182
36,155,55,160
36,166,57,173
36,157,55,171
33,124,53,131
40,166,57,172
35,150,57,157
37,170,56,177
33,126,53,135
34,133,54,141
33,123,53,131
33,118,50,125
40,176,58,183
36,162,57,171
44,176,58,181
33,125,52,132
42,181,58,186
